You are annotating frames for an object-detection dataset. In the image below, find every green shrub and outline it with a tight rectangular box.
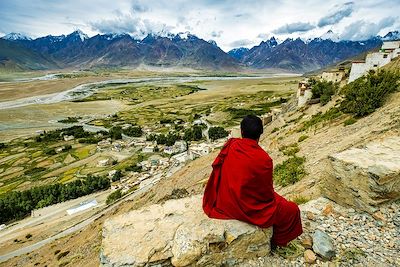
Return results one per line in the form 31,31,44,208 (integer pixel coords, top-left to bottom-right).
274,156,306,187
56,251,70,261
208,127,229,141
271,127,279,133
183,126,203,141
111,170,123,182
123,126,142,137
298,107,342,132
25,233,32,239
343,117,357,126
279,143,300,157
58,117,81,123
106,189,123,205
109,126,123,140
291,195,310,205
340,70,399,117
125,164,142,172
298,135,308,142
311,80,338,105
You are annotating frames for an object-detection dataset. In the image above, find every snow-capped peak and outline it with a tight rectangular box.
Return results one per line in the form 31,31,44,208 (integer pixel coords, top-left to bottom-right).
382,31,400,41
2,32,32,41
320,30,339,42
177,31,190,40
208,39,218,47
70,30,88,41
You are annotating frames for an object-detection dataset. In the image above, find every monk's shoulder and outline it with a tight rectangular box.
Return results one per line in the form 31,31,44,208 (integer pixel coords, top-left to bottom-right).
255,146,273,166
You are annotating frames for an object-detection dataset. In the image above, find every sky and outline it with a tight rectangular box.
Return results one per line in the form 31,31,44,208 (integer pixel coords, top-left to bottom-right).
0,0,399,51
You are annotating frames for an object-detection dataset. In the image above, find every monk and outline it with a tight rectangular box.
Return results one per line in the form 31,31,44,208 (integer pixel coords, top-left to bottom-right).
203,115,302,247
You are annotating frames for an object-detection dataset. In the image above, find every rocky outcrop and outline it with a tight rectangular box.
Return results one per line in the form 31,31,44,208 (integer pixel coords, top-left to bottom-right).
100,195,273,267
325,137,400,212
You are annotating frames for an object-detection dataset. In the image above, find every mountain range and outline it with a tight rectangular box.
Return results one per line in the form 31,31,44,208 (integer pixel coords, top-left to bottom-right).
1,30,399,72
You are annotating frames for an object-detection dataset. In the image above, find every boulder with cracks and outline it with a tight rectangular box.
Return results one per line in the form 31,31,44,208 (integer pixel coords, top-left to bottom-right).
324,136,400,212
100,195,272,267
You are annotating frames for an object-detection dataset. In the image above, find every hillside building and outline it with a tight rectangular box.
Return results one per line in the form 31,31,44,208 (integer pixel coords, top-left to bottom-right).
349,41,400,82
297,80,312,107
321,67,346,84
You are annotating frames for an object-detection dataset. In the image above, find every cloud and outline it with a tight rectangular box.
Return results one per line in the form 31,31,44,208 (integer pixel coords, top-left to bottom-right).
273,22,315,34
89,13,174,39
229,39,255,47
132,3,149,13
257,33,269,39
211,30,223,38
318,2,354,27
340,16,396,40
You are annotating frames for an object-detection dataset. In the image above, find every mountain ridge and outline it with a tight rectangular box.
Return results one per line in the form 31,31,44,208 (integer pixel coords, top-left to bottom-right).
1,30,398,72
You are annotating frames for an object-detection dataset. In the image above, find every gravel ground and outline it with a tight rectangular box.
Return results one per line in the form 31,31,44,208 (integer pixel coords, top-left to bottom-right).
246,198,400,266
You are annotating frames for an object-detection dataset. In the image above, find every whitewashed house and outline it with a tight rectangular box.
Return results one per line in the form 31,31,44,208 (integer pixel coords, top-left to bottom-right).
349,41,400,82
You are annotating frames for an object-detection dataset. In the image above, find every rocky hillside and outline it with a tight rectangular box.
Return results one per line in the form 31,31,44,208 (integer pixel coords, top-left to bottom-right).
0,39,59,71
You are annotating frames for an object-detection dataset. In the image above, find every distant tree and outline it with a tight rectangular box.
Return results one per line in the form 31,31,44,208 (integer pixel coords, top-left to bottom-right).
123,126,143,137
208,127,229,141
111,170,123,182
106,190,123,205
311,80,338,105
109,126,122,140
183,126,203,141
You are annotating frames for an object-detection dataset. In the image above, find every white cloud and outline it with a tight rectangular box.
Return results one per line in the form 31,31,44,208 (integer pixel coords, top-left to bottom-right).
0,0,399,50
273,22,316,34
340,17,396,40
318,2,354,27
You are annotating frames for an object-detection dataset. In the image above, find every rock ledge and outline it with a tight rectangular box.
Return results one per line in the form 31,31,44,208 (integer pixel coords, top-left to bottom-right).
100,195,272,267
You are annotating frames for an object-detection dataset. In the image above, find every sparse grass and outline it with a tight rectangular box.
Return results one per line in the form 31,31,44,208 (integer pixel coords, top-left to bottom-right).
279,143,300,157
274,156,306,187
341,247,366,261
291,195,310,205
298,135,308,142
298,107,342,132
272,127,279,133
56,250,69,261
343,117,357,126
275,240,304,259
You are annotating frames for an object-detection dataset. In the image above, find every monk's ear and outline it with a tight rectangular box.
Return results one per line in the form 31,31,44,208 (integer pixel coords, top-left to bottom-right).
240,130,244,138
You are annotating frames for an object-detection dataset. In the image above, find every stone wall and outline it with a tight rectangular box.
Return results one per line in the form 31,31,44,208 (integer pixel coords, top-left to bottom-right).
100,195,273,267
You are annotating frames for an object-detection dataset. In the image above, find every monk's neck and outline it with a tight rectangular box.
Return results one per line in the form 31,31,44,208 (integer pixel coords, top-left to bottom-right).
241,138,259,145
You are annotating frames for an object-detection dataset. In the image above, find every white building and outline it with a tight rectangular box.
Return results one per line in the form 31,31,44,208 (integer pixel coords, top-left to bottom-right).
321,68,346,84
67,200,98,215
297,81,312,107
349,41,400,82
142,145,155,153
64,135,75,141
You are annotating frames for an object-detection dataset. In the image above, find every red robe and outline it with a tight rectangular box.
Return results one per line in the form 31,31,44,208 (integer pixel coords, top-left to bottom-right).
203,138,302,246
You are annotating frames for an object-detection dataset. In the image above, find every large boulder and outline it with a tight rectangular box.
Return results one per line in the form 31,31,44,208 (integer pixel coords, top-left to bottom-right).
100,195,273,267
324,137,400,212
